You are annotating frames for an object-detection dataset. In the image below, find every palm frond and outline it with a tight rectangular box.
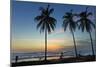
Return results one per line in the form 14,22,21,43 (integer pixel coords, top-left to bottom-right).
87,19,95,28
48,8,54,15
49,23,55,31
63,21,69,31
46,23,51,33
62,10,77,32
47,17,56,32
70,21,77,31
34,15,44,21
39,22,45,33
87,12,92,17
63,15,69,19
34,5,56,33
77,8,95,33
73,14,79,17
36,20,43,29
39,7,45,11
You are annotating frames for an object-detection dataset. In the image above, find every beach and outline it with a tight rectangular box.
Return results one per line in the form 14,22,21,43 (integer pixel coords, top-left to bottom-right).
11,55,96,67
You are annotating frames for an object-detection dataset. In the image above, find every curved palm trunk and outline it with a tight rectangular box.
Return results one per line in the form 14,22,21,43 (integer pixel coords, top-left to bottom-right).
88,31,95,56
71,30,78,57
44,26,47,61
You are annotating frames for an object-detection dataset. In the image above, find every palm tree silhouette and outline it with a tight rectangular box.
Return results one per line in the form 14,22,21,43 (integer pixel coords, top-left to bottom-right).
34,5,57,61
77,7,95,56
62,9,78,57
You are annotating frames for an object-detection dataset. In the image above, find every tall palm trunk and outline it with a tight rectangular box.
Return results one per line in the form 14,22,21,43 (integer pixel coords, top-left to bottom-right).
44,26,47,61
88,31,95,56
71,30,78,57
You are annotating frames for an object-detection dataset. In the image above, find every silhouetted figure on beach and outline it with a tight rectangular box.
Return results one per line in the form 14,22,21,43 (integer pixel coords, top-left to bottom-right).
60,52,63,59
15,56,18,63
39,56,42,61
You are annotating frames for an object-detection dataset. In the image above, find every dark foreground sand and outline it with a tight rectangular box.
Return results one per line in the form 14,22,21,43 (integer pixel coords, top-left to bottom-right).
11,55,96,67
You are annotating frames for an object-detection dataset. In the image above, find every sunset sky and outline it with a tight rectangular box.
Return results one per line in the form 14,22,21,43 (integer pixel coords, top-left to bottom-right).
11,1,96,54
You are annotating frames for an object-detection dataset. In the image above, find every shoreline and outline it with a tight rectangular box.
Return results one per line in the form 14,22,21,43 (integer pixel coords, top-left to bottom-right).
11,55,96,67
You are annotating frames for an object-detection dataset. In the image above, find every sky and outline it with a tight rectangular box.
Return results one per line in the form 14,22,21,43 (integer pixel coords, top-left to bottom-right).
11,0,96,55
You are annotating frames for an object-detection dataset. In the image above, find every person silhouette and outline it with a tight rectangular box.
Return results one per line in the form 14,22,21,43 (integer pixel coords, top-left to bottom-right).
60,52,63,59
15,56,18,63
39,56,42,61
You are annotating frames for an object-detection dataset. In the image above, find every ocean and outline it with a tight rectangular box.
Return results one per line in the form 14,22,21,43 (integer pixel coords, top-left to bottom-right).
11,52,74,63
11,47,95,63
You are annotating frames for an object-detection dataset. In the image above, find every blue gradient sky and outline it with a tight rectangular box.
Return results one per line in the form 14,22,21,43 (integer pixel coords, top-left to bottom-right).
11,1,96,54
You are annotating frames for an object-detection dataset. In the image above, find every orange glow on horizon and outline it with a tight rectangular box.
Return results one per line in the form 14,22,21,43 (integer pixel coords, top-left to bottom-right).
12,38,71,52
47,44,62,51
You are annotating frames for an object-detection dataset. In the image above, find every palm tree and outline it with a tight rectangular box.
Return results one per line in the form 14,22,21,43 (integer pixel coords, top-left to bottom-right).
77,7,95,56
62,9,78,57
34,5,57,61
